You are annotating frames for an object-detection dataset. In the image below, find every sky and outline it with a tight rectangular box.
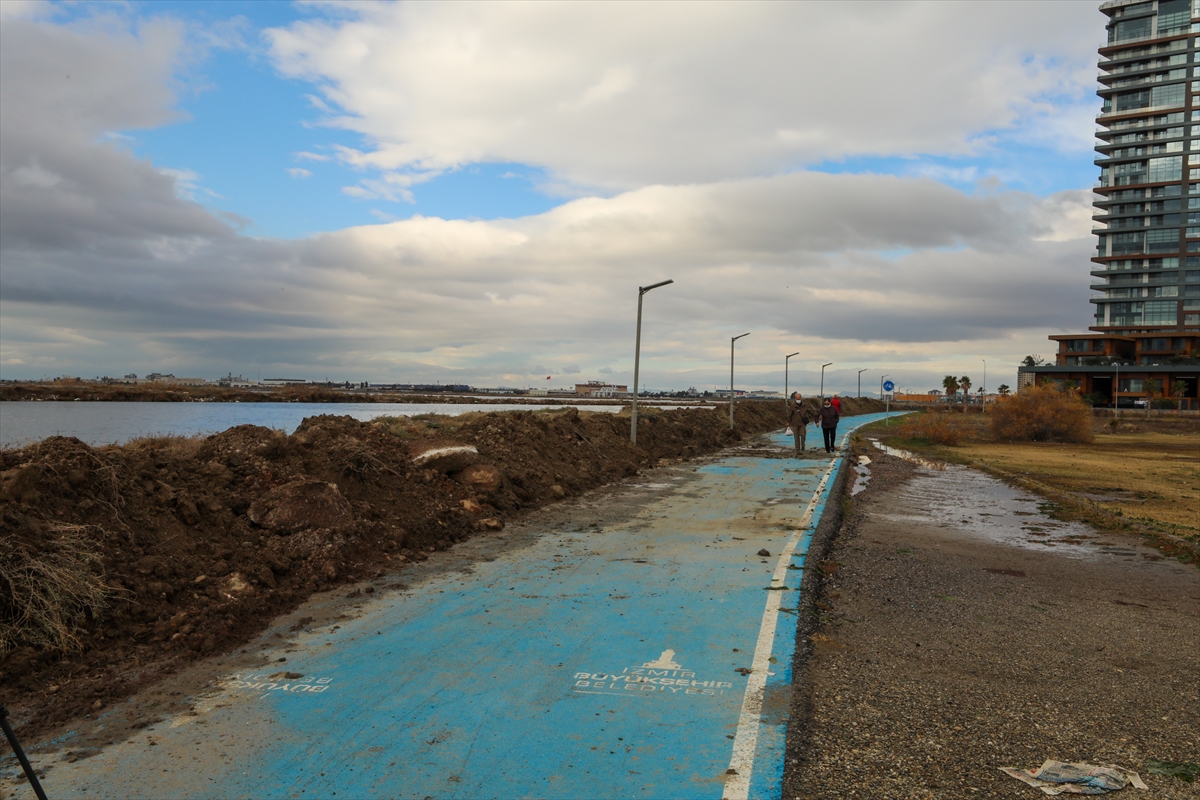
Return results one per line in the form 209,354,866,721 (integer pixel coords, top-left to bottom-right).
0,0,1105,394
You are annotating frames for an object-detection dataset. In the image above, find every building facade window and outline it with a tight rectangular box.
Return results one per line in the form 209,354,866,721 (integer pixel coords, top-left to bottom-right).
1144,299,1179,324
1146,228,1181,251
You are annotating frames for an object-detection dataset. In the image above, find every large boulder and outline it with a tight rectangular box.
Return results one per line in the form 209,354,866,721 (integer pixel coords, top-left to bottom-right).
409,441,478,474
247,479,353,535
455,463,504,493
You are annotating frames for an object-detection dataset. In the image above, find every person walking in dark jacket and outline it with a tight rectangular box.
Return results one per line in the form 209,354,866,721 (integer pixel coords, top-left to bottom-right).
819,398,840,453
786,392,812,455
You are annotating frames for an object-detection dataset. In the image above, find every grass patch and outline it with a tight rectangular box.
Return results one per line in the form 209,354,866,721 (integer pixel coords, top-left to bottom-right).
124,433,205,460
1146,759,1200,782
0,523,114,657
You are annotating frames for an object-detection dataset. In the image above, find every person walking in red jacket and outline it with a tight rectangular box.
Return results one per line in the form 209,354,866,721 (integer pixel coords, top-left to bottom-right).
830,394,842,414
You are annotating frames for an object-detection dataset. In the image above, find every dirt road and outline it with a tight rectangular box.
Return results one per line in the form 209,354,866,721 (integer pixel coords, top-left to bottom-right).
784,440,1200,799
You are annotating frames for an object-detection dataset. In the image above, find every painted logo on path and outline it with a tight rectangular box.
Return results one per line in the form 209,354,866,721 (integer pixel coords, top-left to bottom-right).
573,649,735,698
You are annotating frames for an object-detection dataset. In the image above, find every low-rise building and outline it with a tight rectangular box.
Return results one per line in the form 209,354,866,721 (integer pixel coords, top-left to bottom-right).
574,381,630,398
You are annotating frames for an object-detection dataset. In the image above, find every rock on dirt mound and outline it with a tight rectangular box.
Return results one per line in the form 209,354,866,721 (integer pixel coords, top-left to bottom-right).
455,464,504,493
247,480,354,535
409,441,478,474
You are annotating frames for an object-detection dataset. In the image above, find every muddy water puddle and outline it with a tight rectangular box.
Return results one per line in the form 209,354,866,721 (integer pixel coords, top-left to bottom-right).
876,463,1137,561
851,456,872,496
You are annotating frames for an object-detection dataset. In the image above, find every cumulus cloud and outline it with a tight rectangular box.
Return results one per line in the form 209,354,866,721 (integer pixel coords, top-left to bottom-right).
0,14,233,256
0,5,1099,392
2,166,1093,385
287,167,313,178
267,1,1100,189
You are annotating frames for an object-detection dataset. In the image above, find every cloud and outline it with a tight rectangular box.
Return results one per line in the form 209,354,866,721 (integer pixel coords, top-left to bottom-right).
0,5,1101,393
287,167,313,178
2,163,1094,386
0,13,232,256
266,1,1100,190
339,168,441,203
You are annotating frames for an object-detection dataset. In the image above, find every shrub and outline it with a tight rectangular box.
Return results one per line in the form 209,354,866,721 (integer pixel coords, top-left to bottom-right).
896,411,962,446
124,433,204,460
989,385,1094,443
0,522,112,657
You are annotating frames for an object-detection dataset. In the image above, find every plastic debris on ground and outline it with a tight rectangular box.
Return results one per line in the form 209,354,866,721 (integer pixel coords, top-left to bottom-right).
998,760,1148,795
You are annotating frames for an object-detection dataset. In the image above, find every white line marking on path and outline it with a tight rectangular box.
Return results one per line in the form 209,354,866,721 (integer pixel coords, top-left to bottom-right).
722,425,857,800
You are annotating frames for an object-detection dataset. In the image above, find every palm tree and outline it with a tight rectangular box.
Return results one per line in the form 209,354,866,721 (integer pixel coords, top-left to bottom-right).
1143,378,1162,418
1172,379,1188,414
997,383,1011,397
959,375,972,407
942,375,959,405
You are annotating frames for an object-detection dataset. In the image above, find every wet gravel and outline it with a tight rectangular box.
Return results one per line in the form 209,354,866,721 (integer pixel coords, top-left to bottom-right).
783,444,1200,799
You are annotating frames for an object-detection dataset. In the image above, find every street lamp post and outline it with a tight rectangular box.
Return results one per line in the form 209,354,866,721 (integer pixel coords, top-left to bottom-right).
982,359,987,413
857,368,867,399
730,333,750,430
784,352,800,406
819,362,833,398
630,279,673,443
1115,361,1120,417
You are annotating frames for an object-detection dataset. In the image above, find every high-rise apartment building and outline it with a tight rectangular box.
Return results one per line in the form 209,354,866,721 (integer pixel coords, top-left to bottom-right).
1093,0,1200,332
1016,1,1200,407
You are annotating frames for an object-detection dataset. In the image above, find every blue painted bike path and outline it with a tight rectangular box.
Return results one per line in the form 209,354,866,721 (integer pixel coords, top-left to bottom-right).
19,414,889,800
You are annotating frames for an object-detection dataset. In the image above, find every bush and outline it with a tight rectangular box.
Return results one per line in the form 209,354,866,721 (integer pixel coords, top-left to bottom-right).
0,522,112,657
896,411,962,446
989,385,1094,443
1151,398,1178,410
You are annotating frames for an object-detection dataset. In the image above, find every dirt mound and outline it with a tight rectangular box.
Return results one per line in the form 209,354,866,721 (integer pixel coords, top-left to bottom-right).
1,399,884,741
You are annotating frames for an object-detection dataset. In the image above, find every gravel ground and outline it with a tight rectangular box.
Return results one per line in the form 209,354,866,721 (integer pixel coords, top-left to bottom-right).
782,441,1200,799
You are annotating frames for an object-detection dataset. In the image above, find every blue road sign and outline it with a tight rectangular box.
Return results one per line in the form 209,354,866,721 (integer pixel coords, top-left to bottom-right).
882,380,894,393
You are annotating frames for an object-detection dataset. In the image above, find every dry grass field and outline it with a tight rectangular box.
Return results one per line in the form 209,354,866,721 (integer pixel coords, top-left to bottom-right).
873,412,1200,546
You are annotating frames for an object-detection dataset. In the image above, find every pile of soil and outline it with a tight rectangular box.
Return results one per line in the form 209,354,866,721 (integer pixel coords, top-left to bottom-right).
1,399,883,740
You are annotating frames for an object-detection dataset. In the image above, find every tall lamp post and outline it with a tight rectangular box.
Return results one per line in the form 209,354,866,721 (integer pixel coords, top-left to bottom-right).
857,368,868,398
630,279,673,443
784,351,800,404
730,333,750,430
819,362,833,398
982,359,987,413
1115,360,1120,416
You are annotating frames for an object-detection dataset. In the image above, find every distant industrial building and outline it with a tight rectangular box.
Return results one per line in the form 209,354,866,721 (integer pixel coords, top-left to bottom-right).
574,381,630,398
1021,0,1199,409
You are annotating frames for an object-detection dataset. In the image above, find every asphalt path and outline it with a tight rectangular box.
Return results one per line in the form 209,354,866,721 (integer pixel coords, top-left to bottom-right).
11,413,891,800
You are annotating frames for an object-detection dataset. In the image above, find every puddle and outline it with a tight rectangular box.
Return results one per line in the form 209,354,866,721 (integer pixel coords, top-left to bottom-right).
874,464,1117,561
869,438,944,470
851,456,871,496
